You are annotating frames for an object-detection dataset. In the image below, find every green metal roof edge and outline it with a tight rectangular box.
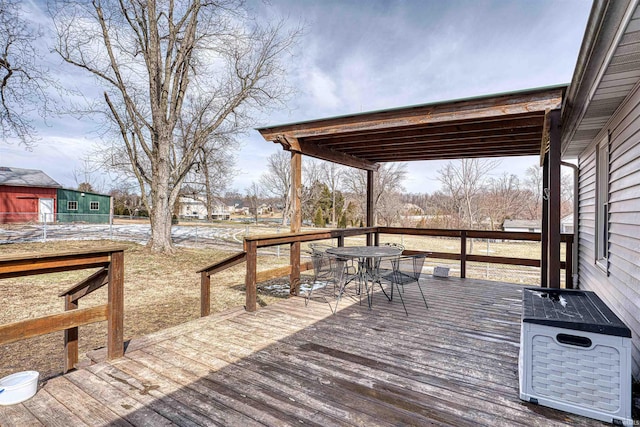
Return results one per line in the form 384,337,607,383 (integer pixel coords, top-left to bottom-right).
255,83,568,131
58,188,111,198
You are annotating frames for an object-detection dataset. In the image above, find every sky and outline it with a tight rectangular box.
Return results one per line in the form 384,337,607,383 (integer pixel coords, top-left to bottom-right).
0,0,593,194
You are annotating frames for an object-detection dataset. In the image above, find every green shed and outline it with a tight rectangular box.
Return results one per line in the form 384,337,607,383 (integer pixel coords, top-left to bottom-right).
56,189,111,223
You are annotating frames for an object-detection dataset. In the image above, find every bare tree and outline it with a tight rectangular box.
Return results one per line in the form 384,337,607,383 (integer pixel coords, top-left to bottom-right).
0,0,55,146
52,0,300,252
260,151,291,226
300,157,323,222
523,165,543,220
342,163,407,225
321,162,345,226
245,181,262,224
181,134,237,221
483,172,527,229
72,157,107,193
437,158,500,229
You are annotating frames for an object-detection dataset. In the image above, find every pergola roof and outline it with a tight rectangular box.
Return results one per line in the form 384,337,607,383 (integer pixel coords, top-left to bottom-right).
257,85,566,171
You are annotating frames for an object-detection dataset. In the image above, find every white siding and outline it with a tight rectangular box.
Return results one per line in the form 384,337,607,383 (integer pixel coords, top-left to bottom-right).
577,86,640,378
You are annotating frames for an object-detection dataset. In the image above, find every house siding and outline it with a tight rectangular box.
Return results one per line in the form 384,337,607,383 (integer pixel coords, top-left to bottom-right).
577,86,640,378
0,185,57,223
56,189,111,223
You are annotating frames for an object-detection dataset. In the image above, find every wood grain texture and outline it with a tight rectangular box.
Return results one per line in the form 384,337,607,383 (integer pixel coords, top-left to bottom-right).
0,277,605,426
107,250,125,360
0,305,108,345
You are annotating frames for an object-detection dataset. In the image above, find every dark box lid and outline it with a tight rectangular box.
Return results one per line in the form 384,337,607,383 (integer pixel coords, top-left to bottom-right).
522,288,631,338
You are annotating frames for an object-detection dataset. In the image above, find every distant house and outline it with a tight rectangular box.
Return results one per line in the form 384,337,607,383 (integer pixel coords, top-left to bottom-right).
0,166,61,223
178,196,230,220
502,219,541,233
560,214,574,234
257,203,273,215
56,189,112,224
502,216,573,234
402,203,424,215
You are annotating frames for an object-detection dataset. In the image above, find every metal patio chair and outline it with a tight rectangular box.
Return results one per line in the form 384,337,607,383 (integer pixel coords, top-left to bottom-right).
379,252,429,316
305,251,351,314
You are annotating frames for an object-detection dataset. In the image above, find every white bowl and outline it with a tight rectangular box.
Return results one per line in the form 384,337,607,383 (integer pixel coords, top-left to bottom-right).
0,371,39,405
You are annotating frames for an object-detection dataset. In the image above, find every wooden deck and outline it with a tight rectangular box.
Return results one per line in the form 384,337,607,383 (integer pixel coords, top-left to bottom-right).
0,277,607,426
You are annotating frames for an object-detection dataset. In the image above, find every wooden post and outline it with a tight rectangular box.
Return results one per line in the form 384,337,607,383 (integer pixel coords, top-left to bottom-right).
541,152,549,288
107,250,124,360
337,235,345,247
374,231,380,246
366,170,375,246
290,242,301,296
460,230,467,279
200,271,210,317
63,296,78,373
565,234,574,289
245,241,257,312
290,151,302,295
548,110,562,289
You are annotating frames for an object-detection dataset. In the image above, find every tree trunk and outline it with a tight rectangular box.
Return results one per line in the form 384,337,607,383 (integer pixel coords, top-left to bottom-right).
148,133,175,253
149,193,174,253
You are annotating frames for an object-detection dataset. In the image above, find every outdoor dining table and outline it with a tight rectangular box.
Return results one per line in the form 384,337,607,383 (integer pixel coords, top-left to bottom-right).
325,245,403,308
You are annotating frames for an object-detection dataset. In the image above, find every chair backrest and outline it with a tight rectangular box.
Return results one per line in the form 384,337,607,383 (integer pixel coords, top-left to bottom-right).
383,242,405,251
394,253,426,282
309,243,335,254
311,251,332,279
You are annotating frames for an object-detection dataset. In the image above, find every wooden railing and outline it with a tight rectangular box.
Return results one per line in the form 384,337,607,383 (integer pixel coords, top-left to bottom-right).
199,227,574,314
377,227,574,284
0,248,125,372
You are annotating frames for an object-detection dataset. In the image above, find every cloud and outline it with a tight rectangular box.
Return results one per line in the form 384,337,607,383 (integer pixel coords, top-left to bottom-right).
7,0,593,195
304,67,341,110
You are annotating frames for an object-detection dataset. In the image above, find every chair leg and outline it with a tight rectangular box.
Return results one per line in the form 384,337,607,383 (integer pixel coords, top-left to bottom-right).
416,281,429,310
394,282,408,316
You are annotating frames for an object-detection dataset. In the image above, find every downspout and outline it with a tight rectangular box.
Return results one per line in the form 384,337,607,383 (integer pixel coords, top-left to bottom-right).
562,161,579,289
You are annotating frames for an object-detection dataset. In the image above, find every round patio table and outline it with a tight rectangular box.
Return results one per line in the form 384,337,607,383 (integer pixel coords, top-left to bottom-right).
326,245,402,259
326,246,402,308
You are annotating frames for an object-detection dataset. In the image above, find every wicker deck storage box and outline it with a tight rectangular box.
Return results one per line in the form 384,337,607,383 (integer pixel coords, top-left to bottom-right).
519,288,632,426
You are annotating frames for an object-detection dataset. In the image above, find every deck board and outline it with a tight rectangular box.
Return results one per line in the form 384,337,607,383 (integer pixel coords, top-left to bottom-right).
0,277,608,426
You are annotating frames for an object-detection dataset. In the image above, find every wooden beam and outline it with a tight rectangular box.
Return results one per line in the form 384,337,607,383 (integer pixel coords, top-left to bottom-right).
548,109,562,288
290,151,302,295
0,305,108,346
362,149,541,163
64,296,79,373
351,139,541,158
291,152,302,233
59,268,109,303
197,252,247,274
255,262,313,283
257,88,563,140
539,110,551,166
542,153,549,288
245,240,257,312
319,129,543,151
366,170,375,246
201,271,211,317
298,139,379,171
342,131,542,150
107,250,124,360
0,255,111,279
245,227,378,247
273,134,378,171
460,230,467,278
306,113,545,146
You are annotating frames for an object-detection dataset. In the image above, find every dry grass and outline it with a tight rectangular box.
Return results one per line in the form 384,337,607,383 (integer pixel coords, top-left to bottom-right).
0,240,290,380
